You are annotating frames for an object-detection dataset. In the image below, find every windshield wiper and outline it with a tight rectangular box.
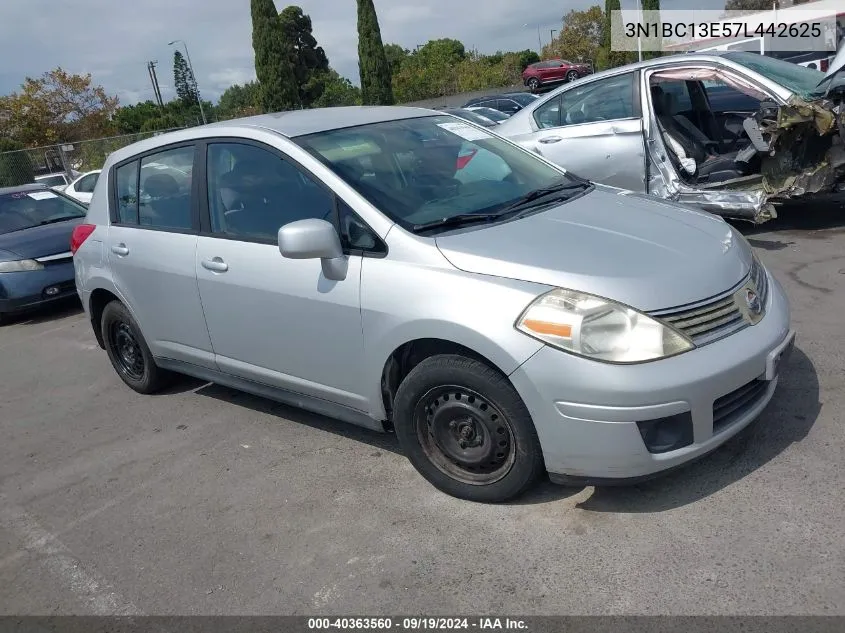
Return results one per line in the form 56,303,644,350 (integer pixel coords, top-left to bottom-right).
412,213,502,232
497,180,591,216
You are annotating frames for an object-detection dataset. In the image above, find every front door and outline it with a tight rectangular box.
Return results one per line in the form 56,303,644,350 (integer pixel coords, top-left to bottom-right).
194,140,367,412
107,144,215,368
528,71,646,192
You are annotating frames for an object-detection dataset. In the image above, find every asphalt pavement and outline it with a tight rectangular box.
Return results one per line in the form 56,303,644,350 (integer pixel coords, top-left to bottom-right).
0,205,843,615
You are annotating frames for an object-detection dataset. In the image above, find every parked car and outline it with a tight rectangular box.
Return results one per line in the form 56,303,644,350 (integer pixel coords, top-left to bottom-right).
496,51,845,224
462,92,539,115
63,169,101,205
73,107,793,502
34,173,71,191
465,106,511,124
522,59,593,92
438,108,500,127
0,183,87,323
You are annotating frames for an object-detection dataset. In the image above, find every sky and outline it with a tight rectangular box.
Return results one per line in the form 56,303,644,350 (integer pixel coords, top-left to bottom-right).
0,0,721,107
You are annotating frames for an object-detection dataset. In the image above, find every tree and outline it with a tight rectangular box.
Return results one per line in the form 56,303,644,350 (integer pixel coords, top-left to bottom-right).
173,51,199,106
0,68,119,146
0,138,34,186
251,0,300,112
278,6,330,107
640,0,661,59
597,0,635,69
356,0,394,105
416,38,466,66
312,71,362,107
217,81,263,119
543,7,604,65
383,43,409,76
724,0,779,13
113,101,163,134
516,50,541,70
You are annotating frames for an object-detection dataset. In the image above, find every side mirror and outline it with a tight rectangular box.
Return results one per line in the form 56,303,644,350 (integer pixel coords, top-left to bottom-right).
278,218,348,281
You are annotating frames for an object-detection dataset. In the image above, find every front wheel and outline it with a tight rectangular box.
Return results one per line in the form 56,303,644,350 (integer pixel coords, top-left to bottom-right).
527,77,540,92
566,70,579,82
393,355,544,502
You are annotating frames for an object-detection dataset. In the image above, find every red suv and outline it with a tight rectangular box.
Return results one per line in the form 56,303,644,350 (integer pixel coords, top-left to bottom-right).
522,59,593,92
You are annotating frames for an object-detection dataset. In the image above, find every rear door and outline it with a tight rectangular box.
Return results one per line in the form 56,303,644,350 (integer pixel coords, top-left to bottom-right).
107,143,216,369
526,71,646,192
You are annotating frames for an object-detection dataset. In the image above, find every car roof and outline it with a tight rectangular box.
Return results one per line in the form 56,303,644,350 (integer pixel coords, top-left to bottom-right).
105,106,440,166
0,183,49,195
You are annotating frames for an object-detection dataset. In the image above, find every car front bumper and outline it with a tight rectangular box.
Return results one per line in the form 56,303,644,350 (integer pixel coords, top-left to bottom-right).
0,261,78,315
509,271,793,483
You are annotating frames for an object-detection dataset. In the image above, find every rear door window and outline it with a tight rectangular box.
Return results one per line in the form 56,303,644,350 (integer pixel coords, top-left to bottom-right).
112,145,195,230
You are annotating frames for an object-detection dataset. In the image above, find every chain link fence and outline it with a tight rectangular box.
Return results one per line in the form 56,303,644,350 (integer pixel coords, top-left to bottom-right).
0,128,186,188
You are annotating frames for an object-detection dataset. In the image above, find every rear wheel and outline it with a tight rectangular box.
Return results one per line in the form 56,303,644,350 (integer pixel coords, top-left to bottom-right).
393,355,544,502
101,301,171,394
527,77,540,92
566,70,579,82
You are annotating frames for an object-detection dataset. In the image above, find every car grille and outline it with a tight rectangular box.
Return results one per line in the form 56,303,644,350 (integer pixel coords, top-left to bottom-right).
712,377,770,433
649,258,768,346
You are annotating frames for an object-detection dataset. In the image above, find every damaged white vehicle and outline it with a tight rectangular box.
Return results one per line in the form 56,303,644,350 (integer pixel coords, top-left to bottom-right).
495,51,845,223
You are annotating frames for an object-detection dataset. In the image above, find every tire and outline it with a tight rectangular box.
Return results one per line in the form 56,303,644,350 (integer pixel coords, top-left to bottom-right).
566,70,579,82
393,354,544,502
101,301,171,394
527,77,540,92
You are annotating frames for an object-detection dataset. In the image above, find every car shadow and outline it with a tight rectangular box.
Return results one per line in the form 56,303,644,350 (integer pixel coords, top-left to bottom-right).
192,382,403,455
574,346,820,513
155,346,817,509
1,297,83,326
736,198,845,238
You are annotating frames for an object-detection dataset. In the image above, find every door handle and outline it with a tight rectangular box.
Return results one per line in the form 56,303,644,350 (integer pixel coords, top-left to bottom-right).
111,243,129,256
201,257,229,273
539,136,563,144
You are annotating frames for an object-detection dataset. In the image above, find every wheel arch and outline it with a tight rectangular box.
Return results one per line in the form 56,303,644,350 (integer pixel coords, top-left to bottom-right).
377,334,537,429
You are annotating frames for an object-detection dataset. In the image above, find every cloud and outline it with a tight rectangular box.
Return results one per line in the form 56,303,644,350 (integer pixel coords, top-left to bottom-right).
0,0,724,107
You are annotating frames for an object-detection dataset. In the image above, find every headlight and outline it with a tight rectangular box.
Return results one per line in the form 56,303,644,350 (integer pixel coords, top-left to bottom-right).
516,288,693,363
0,259,44,272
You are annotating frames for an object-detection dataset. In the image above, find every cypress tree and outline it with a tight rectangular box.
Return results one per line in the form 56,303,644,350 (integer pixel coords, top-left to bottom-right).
173,51,198,106
251,0,300,112
356,0,394,105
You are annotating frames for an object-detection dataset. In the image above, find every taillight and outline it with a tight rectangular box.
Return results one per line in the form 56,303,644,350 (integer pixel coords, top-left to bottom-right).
71,224,96,255
456,149,478,170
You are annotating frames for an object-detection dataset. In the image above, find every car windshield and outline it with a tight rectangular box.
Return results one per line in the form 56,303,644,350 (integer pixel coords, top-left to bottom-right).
36,175,67,187
723,51,829,99
0,189,86,235
295,115,577,230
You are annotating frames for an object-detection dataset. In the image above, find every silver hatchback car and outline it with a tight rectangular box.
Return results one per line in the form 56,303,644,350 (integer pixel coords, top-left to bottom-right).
72,107,795,502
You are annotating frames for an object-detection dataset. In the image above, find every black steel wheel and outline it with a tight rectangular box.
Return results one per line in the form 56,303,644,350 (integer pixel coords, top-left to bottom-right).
393,354,544,502
108,320,145,380
415,385,516,485
101,301,171,394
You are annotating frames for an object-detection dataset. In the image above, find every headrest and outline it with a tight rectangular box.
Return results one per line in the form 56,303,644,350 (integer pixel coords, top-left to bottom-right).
144,173,180,197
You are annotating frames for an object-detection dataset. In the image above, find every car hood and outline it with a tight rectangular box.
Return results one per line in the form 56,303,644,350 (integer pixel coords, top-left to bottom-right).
434,187,751,312
0,218,83,260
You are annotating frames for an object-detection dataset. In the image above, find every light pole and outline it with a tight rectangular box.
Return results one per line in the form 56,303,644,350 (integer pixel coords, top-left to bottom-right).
550,29,557,44
168,39,207,125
